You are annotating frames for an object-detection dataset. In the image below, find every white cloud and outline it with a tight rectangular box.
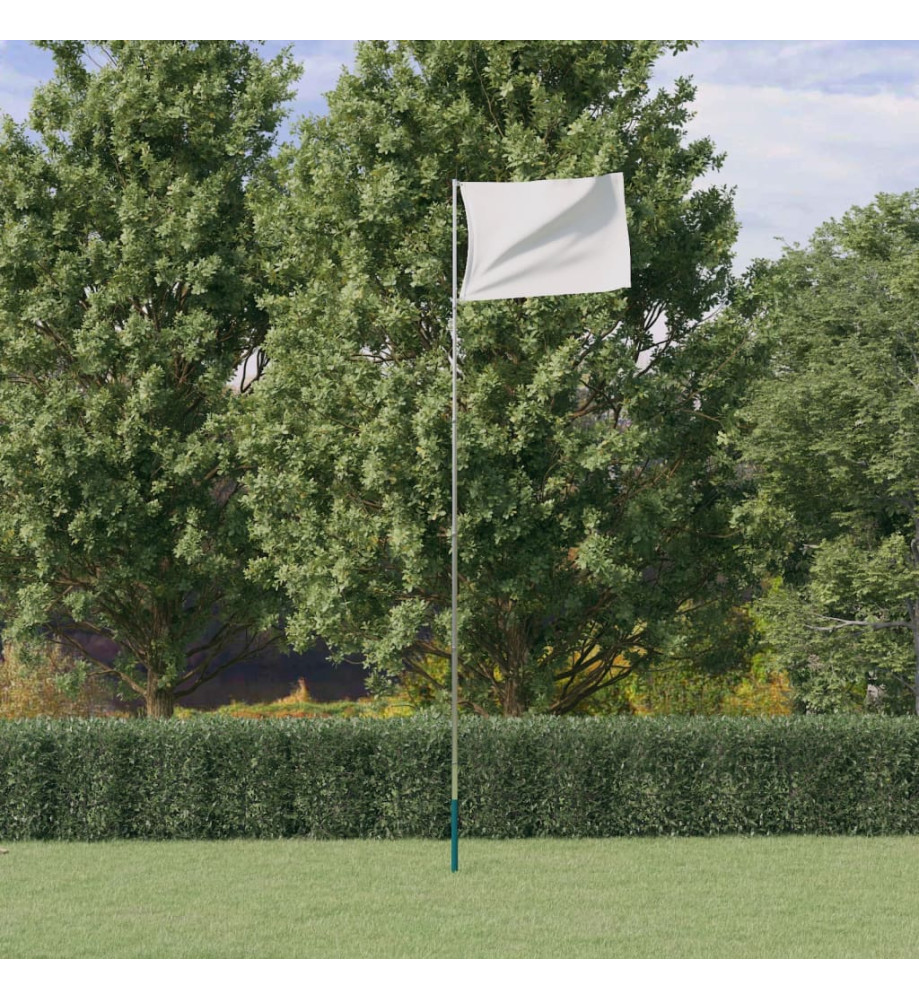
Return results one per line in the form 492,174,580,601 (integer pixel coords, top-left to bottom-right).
647,42,919,269
0,62,41,121
0,42,56,123
293,43,355,111
657,41,919,97
681,80,919,268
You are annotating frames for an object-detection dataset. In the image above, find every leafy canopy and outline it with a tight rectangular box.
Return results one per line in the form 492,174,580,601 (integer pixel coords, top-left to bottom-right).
736,191,919,714
0,41,299,716
241,40,751,715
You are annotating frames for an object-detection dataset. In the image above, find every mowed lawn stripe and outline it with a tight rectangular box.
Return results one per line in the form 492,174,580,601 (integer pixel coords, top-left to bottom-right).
2,837,918,958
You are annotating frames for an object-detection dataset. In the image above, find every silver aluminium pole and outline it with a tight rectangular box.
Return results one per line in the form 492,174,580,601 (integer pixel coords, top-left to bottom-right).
451,179,459,873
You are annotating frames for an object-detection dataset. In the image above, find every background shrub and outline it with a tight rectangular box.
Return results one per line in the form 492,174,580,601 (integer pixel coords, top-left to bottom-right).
0,642,112,720
2,715,919,840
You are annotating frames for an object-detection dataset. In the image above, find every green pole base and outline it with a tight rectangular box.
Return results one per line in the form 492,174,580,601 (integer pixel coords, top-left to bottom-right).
451,799,459,872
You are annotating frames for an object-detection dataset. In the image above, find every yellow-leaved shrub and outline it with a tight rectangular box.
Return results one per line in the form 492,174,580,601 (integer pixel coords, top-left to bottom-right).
0,642,108,719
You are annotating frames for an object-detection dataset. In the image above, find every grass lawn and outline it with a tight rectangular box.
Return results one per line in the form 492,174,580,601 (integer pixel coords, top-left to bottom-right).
1,836,918,958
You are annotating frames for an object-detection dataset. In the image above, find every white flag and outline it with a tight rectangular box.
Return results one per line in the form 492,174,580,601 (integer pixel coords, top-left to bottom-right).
459,173,630,302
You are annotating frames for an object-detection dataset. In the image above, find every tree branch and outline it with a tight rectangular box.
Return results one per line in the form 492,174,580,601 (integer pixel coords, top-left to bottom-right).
806,616,911,633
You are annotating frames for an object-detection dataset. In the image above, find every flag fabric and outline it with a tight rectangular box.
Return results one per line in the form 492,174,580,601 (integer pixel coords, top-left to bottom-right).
459,173,630,302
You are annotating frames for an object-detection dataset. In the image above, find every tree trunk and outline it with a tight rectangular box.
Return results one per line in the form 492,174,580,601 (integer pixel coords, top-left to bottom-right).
501,673,525,716
497,621,532,716
145,681,176,719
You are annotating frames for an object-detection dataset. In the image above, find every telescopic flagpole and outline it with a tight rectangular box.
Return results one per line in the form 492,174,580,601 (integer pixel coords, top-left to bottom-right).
450,179,459,873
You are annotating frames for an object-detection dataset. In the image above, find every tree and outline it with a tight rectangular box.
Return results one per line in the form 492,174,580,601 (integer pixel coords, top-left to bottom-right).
735,191,919,714
0,41,298,717
241,40,751,715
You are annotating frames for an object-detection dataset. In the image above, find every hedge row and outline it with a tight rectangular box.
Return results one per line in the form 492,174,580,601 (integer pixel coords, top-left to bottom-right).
2,715,919,840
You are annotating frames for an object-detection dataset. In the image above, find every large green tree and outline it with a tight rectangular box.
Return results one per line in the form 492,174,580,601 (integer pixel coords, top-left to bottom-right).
0,41,298,716
241,40,751,715
735,191,919,714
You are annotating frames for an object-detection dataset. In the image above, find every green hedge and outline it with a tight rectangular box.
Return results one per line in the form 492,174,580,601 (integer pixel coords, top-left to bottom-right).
2,715,919,840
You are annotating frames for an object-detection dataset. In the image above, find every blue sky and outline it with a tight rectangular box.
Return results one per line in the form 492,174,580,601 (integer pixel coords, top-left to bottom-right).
2,40,918,272
652,41,919,268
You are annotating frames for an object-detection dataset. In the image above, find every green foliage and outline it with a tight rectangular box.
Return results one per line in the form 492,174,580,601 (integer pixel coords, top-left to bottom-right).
4,715,919,839
735,191,919,713
0,42,299,716
174,690,414,720
579,654,793,717
240,40,751,716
